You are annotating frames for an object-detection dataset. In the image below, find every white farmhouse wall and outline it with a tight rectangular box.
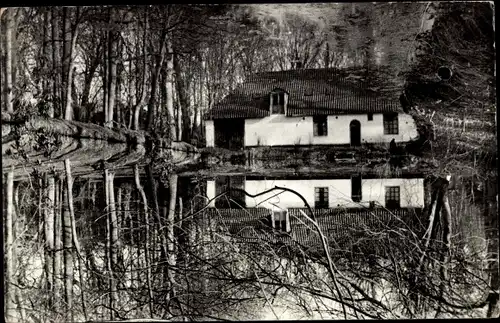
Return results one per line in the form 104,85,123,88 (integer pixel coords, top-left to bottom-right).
205,120,214,147
243,113,419,147
245,115,313,146
238,178,425,209
362,178,425,208
358,113,419,144
244,179,352,209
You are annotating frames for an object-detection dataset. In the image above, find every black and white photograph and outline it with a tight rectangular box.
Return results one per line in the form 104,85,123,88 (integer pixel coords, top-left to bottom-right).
1,2,497,321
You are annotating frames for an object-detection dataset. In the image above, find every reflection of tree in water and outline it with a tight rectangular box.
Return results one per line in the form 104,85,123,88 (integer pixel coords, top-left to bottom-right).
202,183,493,319
2,160,496,321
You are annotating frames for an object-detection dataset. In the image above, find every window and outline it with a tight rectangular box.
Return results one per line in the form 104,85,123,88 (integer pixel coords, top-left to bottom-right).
313,116,328,136
367,113,373,121
385,186,401,209
270,90,285,114
292,60,303,69
269,210,289,233
315,187,329,208
383,113,399,135
351,175,362,202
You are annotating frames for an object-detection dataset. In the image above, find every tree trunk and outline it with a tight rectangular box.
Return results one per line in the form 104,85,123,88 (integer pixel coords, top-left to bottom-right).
146,30,168,131
116,64,122,126
160,68,167,132
165,37,176,140
178,197,183,234
44,175,55,308
167,174,178,303
133,8,148,131
103,12,109,126
123,186,133,284
104,170,112,319
51,7,62,118
127,61,133,129
413,185,439,301
62,182,74,320
108,171,119,272
43,8,54,118
64,8,79,121
116,186,124,271
80,41,101,122
53,178,63,311
5,167,17,322
107,9,118,128
146,165,160,224
193,100,199,140
105,169,118,319
64,159,87,320
134,165,154,317
146,165,168,281
62,7,71,114
177,90,182,142
436,187,452,317
1,12,5,112
4,8,14,114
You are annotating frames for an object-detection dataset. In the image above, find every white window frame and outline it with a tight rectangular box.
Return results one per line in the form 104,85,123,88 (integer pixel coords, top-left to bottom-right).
270,90,287,115
270,209,290,233
383,113,399,135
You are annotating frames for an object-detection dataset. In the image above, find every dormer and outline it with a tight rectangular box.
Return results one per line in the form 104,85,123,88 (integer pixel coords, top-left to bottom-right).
266,208,290,233
270,88,288,115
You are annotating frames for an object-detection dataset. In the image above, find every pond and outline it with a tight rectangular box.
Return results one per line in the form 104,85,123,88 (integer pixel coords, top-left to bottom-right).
2,132,494,321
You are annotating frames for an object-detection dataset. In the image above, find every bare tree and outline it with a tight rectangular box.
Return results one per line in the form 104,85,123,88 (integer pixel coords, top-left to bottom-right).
134,165,154,316
44,174,55,308
173,53,192,141
132,7,148,130
3,8,15,114
42,8,54,117
5,167,17,322
53,177,63,311
62,178,74,320
145,27,168,132
105,8,119,128
64,159,87,320
62,7,80,120
51,7,62,118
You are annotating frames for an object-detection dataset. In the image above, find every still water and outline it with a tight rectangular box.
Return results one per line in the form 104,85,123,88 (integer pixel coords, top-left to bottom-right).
2,139,490,321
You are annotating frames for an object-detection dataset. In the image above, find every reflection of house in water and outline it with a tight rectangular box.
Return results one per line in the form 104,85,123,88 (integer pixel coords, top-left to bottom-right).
207,175,425,209
203,68,419,149
204,175,425,252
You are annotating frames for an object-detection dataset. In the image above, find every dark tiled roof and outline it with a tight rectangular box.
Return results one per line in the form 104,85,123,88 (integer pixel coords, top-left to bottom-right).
204,67,402,120
204,207,425,250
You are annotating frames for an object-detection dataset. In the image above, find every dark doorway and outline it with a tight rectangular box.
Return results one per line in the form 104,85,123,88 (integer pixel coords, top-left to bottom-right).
351,174,362,202
214,119,244,149
350,120,361,146
215,176,246,208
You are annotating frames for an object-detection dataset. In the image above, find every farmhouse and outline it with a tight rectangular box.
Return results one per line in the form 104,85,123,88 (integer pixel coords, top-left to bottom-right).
207,175,425,210
204,68,419,149
204,175,425,251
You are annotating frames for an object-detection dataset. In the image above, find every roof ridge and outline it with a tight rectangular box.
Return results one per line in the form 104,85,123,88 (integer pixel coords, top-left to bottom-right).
205,67,403,120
